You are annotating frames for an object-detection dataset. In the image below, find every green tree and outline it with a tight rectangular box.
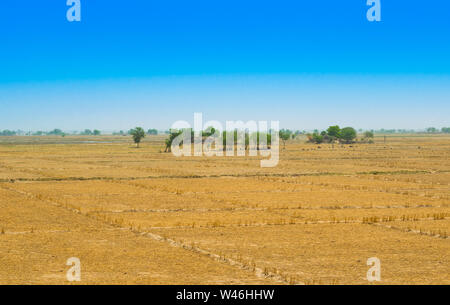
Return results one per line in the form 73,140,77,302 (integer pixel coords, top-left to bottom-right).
202,126,216,137
130,127,146,148
147,129,158,135
93,129,101,135
340,127,357,144
327,125,341,138
279,129,292,149
363,131,374,139
164,130,183,152
164,129,188,152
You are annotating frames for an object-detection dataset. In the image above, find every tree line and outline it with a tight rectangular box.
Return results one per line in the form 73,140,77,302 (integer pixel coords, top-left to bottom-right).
305,126,374,144
1,127,449,139
161,128,273,152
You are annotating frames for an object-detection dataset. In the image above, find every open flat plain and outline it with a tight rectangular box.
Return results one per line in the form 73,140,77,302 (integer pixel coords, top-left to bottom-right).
0,134,448,284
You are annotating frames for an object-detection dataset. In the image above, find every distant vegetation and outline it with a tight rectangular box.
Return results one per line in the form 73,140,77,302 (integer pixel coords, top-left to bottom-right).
0,130,17,136
427,127,450,134
164,128,273,153
80,129,101,135
0,129,100,136
304,126,378,144
306,126,361,144
112,130,127,136
0,127,449,140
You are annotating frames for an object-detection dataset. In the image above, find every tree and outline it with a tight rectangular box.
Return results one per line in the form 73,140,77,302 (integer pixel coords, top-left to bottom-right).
426,127,438,133
164,130,183,152
82,129,92,135
362,131,374,144
442,127,450,133
279,129,292,149
327,125,341,138
147,129,158,135
363,131,374,139
130,127,146,148
340,127,357,144
93,129,101,135
48,129,64,136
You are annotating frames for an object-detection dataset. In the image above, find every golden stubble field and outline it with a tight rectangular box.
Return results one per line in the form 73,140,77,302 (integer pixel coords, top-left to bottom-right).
0,134,449,284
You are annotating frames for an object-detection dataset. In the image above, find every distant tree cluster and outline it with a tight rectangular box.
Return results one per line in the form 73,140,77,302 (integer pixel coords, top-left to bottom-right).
372,128,445,134
47,129,65,136
426,127,450,134
113,128,158,136
112,130,127,136
29,129,65,136
0,130,17,136
30,129,101,136
307,126,362,144
374,129,402,134
80,129,101,135
163,128,273,153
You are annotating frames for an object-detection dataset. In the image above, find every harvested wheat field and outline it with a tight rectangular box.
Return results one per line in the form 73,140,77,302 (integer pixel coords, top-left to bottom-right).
0,134,449,284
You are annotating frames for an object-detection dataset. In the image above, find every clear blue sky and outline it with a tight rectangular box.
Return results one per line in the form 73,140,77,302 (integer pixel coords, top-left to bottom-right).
0,1,449,131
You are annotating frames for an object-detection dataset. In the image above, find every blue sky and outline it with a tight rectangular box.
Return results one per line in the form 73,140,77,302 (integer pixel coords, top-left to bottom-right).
0,1,449,131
